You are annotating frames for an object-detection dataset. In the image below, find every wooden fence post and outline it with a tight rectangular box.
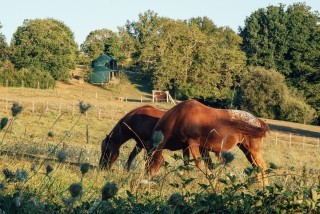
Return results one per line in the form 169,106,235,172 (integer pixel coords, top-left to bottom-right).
289,133,292,148
99,108,101,119
275,132,278,145
5,99,8,110
59,103,62,115
303,136,305,150
32,101,35,113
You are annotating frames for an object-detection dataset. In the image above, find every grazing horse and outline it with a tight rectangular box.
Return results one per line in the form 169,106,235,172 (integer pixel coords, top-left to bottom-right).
99,105,213,171
147,100,269,185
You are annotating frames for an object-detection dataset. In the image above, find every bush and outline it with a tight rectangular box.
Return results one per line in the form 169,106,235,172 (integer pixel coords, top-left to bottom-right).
237,66,316,124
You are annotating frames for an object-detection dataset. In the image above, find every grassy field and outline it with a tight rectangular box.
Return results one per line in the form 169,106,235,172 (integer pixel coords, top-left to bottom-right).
0,71,319,212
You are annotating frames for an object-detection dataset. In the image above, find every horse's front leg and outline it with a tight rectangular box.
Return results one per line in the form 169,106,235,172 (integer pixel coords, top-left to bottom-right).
188,139,204,172
125,144,143,171
109,149,120,169
238,142,268,186
146,149,164,176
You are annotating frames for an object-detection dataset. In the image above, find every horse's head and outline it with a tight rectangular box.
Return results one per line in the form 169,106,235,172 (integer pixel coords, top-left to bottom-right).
99,134,114,170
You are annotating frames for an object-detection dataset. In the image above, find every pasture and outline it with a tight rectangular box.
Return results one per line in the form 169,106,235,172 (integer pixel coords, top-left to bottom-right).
0,72,319,213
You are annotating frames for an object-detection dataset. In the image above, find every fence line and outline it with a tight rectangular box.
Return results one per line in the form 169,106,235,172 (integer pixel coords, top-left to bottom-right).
1,97,319,152
265,132,319,151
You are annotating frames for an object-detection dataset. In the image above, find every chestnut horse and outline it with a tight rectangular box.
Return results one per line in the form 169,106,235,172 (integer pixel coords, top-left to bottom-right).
147,100,269,185
99,105,213,171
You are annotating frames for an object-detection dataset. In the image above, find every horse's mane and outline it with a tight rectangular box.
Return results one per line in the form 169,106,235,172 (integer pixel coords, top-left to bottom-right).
227,118,269,138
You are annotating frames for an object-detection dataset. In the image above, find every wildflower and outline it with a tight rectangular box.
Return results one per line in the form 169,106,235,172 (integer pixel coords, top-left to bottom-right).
3,168,15,180
69,183,82,198
46,165,54,175
0,117,8,131
80,163,90,175
79,101,91,114
221,151,234,165
167,193,184,206
56,150,67,163
11,102,23,117
102,182,118,200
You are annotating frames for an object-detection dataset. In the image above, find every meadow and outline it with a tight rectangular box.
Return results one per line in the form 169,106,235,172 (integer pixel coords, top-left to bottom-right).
0,72,319,213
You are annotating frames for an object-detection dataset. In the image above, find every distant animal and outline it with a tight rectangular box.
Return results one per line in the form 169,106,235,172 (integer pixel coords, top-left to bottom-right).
99,105,214,171
147,100,269,185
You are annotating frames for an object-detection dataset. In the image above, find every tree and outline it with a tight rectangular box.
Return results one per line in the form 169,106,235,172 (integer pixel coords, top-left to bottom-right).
10,18,78,81
236,66,316,124
239,3,320,123
0,22,9,62
80,29,125,64
125,13,246,106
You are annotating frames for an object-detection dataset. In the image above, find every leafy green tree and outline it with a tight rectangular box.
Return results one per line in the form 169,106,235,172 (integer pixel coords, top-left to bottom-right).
80,29,125,64
126,12,246,106
0,22,9,61
10,18,78,81
125,10,163,73
240,3,320,123
237,66,316,124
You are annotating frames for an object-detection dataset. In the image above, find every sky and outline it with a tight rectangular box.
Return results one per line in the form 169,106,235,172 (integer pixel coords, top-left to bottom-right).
0,0,319,46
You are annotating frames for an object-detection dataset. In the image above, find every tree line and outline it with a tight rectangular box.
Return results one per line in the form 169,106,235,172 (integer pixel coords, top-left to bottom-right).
0,3,319,124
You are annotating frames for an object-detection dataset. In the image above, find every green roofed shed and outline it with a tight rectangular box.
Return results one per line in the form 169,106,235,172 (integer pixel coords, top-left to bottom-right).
90,54,117,83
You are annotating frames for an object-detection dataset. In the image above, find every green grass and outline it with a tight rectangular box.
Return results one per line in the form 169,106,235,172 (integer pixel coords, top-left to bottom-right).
0,72,319,213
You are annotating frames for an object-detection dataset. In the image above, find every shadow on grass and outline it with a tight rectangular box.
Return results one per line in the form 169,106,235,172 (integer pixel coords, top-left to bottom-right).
268,123,320,138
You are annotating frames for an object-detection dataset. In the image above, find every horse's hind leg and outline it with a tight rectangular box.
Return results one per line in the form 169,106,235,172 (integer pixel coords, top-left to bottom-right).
238,141,268,186
125,144,143,171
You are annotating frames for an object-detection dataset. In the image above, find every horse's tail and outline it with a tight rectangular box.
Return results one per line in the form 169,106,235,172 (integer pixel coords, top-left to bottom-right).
229,118,269,138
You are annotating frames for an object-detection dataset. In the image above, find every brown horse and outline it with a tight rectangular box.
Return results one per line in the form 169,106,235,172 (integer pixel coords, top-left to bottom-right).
147,100,269,185
99,105,214,171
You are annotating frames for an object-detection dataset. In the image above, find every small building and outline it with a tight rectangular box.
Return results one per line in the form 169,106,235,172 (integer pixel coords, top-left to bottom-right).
90,54,117,83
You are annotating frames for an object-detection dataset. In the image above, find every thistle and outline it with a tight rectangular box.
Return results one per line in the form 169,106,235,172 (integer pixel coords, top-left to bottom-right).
69,183,82,198
221,151,234,165
56,150,67,163
3,168,15,180
80,163,90,175
167,193,184,206
11,102,23,117
102,182,118,200
47,131,54,137
46,165,54,175
0,117,8,131
15,169,28,182
78,101,91,114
